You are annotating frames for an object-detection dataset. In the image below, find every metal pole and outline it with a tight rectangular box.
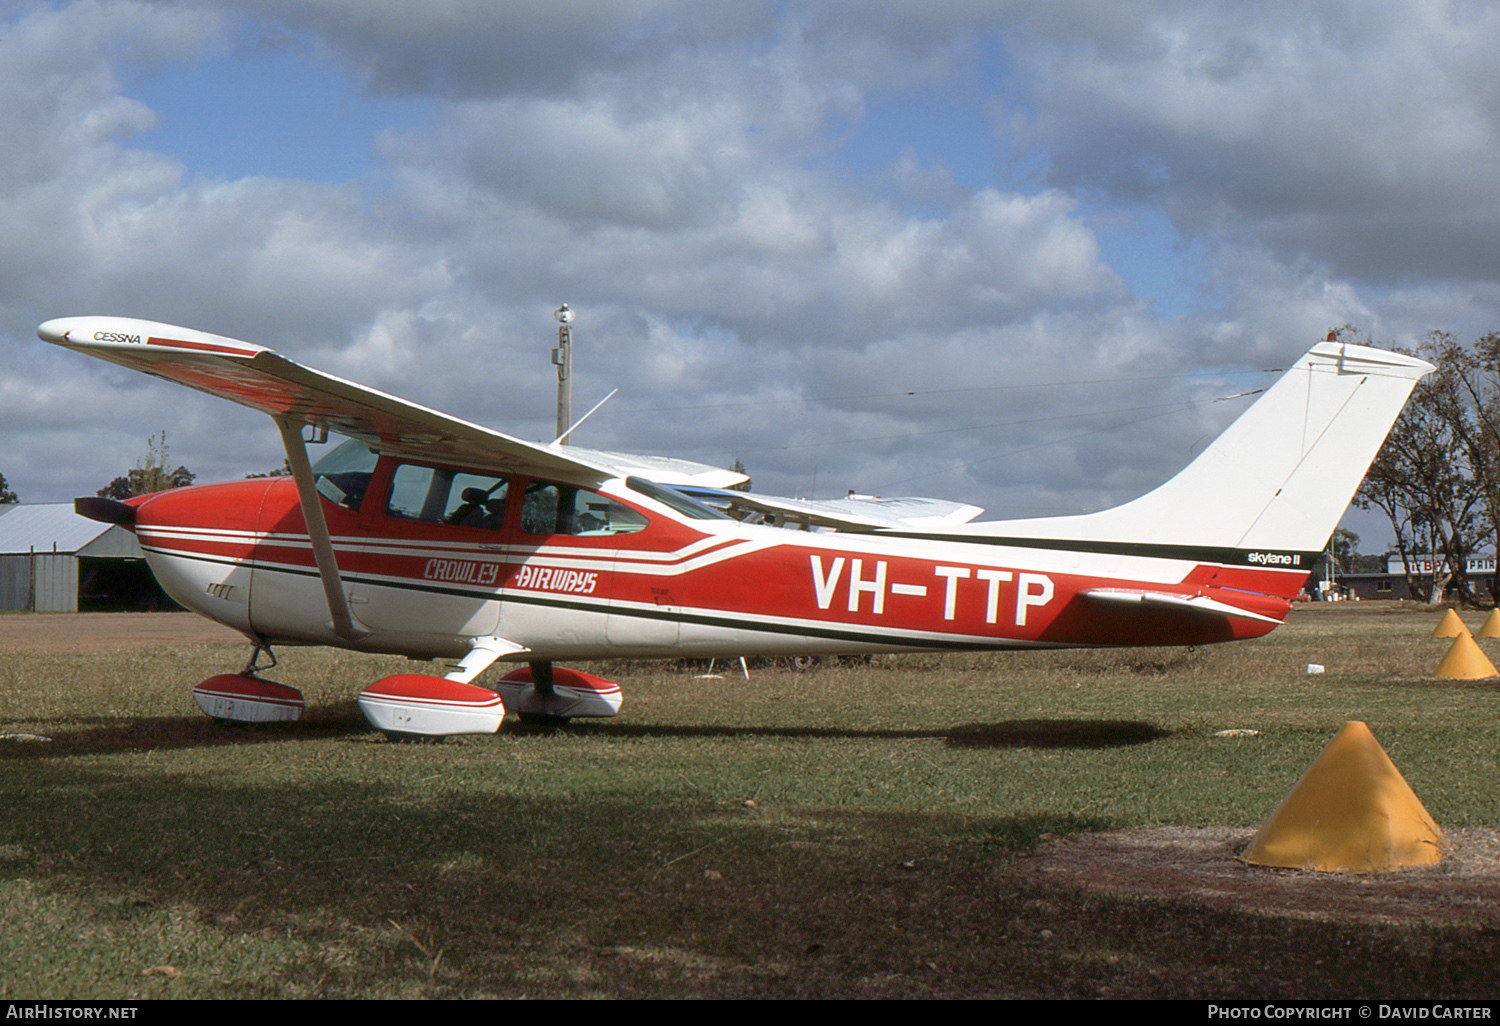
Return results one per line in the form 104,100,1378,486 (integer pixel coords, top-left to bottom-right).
552,304,573,443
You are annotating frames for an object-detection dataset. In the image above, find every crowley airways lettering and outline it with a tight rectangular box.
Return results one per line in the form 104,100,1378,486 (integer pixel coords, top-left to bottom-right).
810,555,1052,626
423,558,501,586
38,315,1434,739
513,564,599,594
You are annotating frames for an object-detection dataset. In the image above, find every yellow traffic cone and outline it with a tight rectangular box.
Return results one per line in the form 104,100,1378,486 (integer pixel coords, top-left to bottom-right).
1477,608,1500,638
1431,608,1468,638
1436,631,1499,679
1241,721,1443,871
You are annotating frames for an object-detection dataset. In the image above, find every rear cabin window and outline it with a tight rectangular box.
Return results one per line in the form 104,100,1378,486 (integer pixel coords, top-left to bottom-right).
386,464,510,530
520,482,648,537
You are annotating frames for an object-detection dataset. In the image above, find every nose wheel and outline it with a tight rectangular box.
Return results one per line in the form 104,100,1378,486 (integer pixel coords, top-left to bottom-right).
191,645,305,725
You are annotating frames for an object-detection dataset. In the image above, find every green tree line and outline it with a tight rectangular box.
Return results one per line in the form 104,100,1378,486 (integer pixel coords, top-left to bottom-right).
1353,327,1500,605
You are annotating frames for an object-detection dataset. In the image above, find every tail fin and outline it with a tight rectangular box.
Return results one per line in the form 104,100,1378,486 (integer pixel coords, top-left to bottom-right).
964,340,1433,553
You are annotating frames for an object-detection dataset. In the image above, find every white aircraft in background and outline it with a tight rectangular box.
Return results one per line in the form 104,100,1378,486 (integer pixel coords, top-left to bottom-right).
39,316,1431,739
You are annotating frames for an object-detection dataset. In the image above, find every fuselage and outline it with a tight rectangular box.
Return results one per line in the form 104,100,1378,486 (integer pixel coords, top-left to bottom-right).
125,445,1297,663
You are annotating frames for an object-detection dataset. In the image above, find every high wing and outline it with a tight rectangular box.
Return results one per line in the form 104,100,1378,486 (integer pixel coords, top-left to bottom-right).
560,447,748,489
36,316,744,489
674,484,984,532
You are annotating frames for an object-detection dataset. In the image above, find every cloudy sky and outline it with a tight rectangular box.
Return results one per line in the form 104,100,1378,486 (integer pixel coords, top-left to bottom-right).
3,0,1496,552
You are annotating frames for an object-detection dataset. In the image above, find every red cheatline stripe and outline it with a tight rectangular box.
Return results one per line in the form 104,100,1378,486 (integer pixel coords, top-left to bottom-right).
148,335,258,357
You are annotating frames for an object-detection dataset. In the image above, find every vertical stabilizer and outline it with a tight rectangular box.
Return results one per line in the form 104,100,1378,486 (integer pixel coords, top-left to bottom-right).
962,341,1433,553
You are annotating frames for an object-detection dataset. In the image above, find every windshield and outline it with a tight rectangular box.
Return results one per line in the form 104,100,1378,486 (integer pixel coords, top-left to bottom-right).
311,438,378,511
625,477,732,520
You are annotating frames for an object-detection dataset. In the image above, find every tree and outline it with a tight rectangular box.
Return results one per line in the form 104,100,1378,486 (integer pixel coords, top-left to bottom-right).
97,432,196,500
1355,329,1498,604
0,472,16,504
246,459,292,479
1320,527,1360,595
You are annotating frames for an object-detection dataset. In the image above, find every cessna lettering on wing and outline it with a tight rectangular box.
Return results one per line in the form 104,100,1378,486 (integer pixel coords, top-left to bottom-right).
810,555,1053,626
513,564,599,594
93,331,142,344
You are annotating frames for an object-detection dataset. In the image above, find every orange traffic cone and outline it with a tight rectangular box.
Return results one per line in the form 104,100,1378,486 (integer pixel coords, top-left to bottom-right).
1241,721,1443,871
1436,631,1499,679
1477,608,1500,638
1431,608,1468,638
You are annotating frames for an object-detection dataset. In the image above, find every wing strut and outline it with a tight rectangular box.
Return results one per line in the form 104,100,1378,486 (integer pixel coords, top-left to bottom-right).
275,416,370,642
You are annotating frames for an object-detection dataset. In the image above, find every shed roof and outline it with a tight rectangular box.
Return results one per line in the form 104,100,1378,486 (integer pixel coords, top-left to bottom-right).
0,504,141,557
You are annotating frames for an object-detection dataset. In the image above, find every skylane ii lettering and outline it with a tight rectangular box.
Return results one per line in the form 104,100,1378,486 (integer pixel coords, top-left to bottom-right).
1246,552,1301,566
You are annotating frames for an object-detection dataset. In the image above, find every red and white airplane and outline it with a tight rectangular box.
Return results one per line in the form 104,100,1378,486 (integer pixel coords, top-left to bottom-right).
38,316,1431,739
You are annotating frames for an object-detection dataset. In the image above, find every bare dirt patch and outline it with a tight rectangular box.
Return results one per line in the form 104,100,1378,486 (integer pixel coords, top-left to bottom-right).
0,612,246,654
1027,826,1500,927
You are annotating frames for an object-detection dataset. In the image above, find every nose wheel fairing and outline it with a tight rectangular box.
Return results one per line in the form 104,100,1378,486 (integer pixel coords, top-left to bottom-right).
192,672,305,724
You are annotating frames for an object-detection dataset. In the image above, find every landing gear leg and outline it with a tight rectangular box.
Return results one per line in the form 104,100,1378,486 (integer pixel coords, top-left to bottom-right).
519,661,565,725
496,663,623,723
241,643,278,677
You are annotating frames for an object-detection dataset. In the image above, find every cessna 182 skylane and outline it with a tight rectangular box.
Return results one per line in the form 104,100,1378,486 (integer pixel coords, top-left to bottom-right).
38,316,1432,739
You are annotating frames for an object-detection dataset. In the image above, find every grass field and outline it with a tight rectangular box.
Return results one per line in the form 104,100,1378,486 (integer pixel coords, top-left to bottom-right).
3,602,1500,998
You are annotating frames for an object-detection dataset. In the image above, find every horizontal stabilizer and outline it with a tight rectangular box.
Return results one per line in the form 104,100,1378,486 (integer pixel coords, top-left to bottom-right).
1082,588,1285,625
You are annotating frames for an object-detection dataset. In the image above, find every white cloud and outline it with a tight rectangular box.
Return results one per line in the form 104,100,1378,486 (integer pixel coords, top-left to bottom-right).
1018,0,1500,285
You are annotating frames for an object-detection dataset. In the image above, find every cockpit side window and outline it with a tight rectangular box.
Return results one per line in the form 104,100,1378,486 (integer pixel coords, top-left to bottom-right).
520,482,648,537
386,463,510,530
311,438,379,512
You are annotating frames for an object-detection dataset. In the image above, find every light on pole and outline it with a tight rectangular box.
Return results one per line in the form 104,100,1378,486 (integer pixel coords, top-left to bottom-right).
552,303,573,444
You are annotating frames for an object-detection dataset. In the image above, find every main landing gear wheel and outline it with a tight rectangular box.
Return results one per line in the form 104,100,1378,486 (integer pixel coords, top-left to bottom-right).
496,663,623,724
380,731,448,745
356,674,506,741
513,662,570,726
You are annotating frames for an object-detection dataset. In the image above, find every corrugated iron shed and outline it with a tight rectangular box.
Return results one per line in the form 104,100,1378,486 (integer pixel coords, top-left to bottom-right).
0,504,145,612
0,503,140,557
